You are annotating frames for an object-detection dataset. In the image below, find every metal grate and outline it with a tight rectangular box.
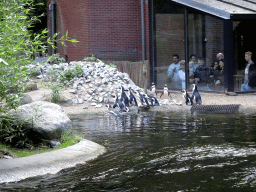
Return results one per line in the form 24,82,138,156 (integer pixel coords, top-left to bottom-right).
191,104,240,114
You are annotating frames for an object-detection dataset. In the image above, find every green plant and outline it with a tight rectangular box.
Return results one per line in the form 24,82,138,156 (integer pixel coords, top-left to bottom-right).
109,63,117,68
58,65,84,86
58,69,75,85
46,67,59,82
59,130,83,146
28,66,41,77
42,81,65,103
47,53,66,64
83,54,100,62
74,64,84,77
0,0,79,113
0,115,45,148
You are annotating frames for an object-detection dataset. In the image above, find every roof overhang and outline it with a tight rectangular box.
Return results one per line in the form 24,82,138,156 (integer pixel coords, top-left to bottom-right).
172,0,256,20
172,0,231,19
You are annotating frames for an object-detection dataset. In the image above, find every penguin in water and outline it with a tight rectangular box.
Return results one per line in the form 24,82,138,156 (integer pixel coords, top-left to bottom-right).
113,94,129,112
120,86,130,107
106,104,122,115
182,89,193,105
192,84,202,105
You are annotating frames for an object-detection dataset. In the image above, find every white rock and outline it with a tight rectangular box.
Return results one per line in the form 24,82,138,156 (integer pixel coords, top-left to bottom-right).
69,89,77,94
95,104,103,108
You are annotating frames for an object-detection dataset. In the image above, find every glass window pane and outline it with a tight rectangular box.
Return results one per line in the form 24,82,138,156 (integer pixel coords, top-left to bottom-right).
188,13,225,92
154,2,184,90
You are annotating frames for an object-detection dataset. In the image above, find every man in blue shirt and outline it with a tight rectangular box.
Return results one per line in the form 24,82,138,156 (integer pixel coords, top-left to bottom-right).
241,51,256,91
167,54,181,89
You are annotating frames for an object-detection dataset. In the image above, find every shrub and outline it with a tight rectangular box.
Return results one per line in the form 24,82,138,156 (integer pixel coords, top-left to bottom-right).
83,54,100,63
0,115,46,149
28,66,41,78
47,53,66,64
42,81,65,103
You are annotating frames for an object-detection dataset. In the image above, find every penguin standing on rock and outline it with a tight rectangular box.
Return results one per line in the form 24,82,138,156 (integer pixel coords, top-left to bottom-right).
120,86,129,107
182,89,193,105
113,94,129,112
127,88,138,106
192,84,202,105
134,91,150,112
145,94,160,106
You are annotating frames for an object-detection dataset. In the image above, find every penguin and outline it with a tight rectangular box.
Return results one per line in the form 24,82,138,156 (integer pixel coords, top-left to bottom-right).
133,91,150,110
191,84,202,105
106,104,122,115
128,88,138,106
182,89,193,105
145,94,160,106
120,86,129,107
151,82,156,96
114,93,130,112
161,84,171,100
163,84,168,97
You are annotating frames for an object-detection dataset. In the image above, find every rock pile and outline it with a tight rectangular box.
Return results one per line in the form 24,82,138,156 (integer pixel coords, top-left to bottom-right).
26,59,146,108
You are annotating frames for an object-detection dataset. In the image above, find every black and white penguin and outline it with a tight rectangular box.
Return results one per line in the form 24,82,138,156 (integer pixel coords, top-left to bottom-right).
106,104,122,115
145,94,160,106
120,86,130,107
151,82,156,96
128,88,138,106
182,89,193,105
163,84,168,97
113,94,125,110
192,84,202,105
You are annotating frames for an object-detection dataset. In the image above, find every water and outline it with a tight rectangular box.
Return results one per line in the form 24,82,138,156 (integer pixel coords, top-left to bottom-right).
1,112,256,191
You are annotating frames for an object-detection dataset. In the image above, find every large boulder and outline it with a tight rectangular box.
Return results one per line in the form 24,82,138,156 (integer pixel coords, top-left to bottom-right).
8,101,72,140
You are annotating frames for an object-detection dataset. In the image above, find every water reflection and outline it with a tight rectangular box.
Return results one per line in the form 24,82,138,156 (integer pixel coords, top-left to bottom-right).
1,112,256,191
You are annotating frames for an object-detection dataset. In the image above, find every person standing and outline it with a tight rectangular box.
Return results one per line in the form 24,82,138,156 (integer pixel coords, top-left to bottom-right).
241,51,256,91
178,60,186,90
167,54,181,89
190,54,199,73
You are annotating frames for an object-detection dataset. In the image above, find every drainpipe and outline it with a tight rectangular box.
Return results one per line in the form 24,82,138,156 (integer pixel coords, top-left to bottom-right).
141,0,145,61
49,0,56,55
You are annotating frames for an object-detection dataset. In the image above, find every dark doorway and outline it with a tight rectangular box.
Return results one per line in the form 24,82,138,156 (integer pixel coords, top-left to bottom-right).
233,20,256,73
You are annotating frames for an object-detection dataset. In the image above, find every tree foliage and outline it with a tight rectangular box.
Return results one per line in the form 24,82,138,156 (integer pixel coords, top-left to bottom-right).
0,0,78,112
0,0,49,112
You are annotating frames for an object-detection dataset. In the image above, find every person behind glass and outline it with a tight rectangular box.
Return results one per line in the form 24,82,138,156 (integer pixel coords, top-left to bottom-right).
190,54,199,73
194,58,211,86
241,51,256,91
167,54,181,89
216,53,224,62
210,60,220,84
178,60,186,90
214,60,224,86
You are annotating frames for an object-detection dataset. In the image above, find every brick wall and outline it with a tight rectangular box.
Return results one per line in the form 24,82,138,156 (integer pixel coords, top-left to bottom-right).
47,0,148,62
88,0,145,61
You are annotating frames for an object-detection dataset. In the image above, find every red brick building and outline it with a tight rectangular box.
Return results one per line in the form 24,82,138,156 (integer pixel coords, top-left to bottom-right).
47,0,149,62
48,0,256,92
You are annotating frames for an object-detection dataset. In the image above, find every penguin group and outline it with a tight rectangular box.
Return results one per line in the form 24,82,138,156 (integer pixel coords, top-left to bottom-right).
182,84,202,105
107,86,160,115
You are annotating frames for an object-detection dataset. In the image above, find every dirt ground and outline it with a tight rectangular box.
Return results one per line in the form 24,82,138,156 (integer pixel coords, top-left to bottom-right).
26,80,256,115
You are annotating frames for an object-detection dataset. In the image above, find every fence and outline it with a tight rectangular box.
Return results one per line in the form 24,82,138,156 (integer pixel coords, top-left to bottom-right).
104,60,150,89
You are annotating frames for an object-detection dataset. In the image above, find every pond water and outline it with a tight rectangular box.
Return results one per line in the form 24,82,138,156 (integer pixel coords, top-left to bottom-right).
1,112,256,191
